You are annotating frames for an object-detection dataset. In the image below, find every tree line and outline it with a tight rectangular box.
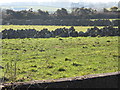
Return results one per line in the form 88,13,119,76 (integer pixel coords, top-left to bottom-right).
1,6,119,25
2,19,118,26
1,26,119,39
2,7,119,19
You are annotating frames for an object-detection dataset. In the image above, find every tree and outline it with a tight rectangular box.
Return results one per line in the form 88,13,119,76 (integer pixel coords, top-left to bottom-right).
37,9,49,16
6,9,15,15
110,7,118,12
28,8,33,12
71,7,97,16
103,8,109,12
55,8,68,16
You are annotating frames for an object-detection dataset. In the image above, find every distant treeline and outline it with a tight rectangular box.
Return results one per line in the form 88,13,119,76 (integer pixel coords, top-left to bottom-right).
1,26,119,39
2,19,119,26
1,7,119,25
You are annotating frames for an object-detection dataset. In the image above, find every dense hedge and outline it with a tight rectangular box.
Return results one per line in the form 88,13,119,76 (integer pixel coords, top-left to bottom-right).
1,26,119,39
2,19,119,26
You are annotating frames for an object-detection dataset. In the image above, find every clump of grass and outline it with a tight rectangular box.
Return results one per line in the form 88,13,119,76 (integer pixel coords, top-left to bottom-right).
2,61,17,82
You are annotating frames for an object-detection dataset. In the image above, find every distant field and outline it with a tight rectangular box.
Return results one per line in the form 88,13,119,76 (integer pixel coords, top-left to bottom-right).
90,19,120,21
1,37,119,82
0,25,114,32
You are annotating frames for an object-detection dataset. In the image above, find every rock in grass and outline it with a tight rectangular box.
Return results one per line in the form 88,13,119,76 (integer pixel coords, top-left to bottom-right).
23,49,27,52
95,42,99,44
83,46,87,48
53,56,56,59
15,48,20,50
72,62,82,66
40,50,45,52
113,55,120,58
46,73,52,75
58,68,66,71
47,65,53,68
65,58,71,61
31,65,37,67
31,69,37,72
93,69,97,71
0,66,4,69
106,40,110,42
59,38,63,40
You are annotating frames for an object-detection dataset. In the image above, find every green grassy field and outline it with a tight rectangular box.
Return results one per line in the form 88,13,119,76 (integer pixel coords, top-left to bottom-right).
1,37,119,82
90,19,120,21
1,25,118,33
1,25,97,32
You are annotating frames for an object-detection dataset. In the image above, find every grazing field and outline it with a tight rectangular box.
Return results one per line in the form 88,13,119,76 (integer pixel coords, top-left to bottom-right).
90,19,120,21
1,37,119,82
1,25,107,32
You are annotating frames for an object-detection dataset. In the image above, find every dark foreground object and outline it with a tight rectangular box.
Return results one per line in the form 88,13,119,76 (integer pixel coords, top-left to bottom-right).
1,72,119,89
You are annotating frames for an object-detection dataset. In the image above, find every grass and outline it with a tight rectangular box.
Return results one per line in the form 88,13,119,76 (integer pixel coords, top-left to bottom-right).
90,19,120,21
1,25,118,33
1,25,108,32
1,36,119,82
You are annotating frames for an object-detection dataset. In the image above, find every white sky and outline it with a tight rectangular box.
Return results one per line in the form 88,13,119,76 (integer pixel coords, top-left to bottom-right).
0,0,119,3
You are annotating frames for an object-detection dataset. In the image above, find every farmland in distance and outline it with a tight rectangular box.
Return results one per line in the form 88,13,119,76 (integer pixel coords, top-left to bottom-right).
1,25,109,32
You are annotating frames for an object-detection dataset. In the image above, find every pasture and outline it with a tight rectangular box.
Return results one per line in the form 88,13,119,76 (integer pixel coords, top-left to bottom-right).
1,37,119,82
90,19,120,21
1,25,107,32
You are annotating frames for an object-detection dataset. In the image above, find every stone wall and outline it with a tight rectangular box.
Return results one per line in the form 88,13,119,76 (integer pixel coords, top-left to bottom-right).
1,72,119,89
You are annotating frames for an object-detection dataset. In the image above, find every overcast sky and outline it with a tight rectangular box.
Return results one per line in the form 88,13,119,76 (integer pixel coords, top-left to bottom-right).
0,0,119,3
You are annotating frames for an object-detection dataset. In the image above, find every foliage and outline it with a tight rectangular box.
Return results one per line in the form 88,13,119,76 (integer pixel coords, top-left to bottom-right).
71,7,97,16
55,8,68,17
2,19,119,26
3,6,119,20
1,7,119,25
